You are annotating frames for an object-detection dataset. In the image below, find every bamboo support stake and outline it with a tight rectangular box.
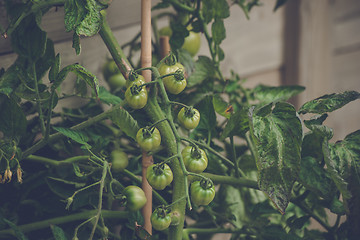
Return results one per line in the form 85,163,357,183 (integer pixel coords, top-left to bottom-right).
160,36,171,59
140,0,153,234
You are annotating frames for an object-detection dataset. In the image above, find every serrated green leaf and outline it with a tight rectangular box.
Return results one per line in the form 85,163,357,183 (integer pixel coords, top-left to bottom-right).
52,64,99,96
299,156,335,199
328,130,360,200
329,197,346,215
110,108,139,140
53,126,91,148
151,2,170,10
98,86,122,105
0,62,22,96
169,22,188,50
252,84,305,104
64,0,87,32
0,94,27,141
212,18,226,44
72,32,81,55
250,102,302,213
299,91,360,114
177,49,195,77
49,54,61,83
187,56,215,87
36,39,56,81
202,0,230,23
324,141,352,200
2,219,28,240
11,15,47,60
50,225,68,240
196,96,217,132
220,107,249,140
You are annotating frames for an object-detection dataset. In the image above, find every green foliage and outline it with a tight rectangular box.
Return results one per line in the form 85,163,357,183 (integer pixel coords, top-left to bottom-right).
0,1,359,240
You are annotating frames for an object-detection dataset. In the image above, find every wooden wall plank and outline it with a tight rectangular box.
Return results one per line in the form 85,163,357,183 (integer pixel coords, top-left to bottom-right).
333,16,360,51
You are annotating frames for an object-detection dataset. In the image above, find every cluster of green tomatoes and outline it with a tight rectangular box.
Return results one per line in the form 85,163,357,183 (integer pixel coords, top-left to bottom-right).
105,56,215,231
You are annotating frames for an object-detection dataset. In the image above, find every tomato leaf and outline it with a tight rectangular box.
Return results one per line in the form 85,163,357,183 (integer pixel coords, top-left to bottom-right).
0,62,23,96
2,218,28,240
0,95,27,141
110,108,140,140
252,84,305,105
212,18,226,45
202,0,230,23
169,22,188,50
298,91,360,114
50,225,67,240
187,56,215,87
10,15,47,60
195,96,217,132
49,54,61,83
299,156,335,199
72,32,81,55
52,126,91,149
213,94,232,119
327,130,360,200
250,102,302,214
220,107,249,140
98,86,122,105
52,64,99,97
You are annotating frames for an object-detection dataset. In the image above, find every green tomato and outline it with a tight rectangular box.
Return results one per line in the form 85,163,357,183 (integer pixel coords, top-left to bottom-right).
177,107,200,130
125,84,148,109
159,26,201,56
182,31,201,57
181,146,208,173
108,73,126,90
136,127,161,152
103,60,120,81
123,185,147,211
151,207,172,231
158,62,187,95
190,180,215,206
110,150,129,173
146,163,173,190
126,72,146,88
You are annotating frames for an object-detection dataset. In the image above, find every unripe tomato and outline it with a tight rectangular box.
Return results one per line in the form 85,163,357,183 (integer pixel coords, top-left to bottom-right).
123,185,147,211
108,73,126,90
182,31,201,57
103,60,120,81
151,207,172,231
126,72,146,88
158,62,187,95
177,107,200,130
125,84,148,109
181,146,208,173
136,127,161,152
190,179,215,206
146,163,173,190
110,150,128,173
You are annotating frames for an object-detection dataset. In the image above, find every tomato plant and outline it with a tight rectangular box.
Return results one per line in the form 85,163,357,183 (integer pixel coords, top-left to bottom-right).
190,179,216,206
136,127,161,152
181,145,208,173
177,107,200,130
146,163,173,190
125,84,148,109
0,1,359,240
110,149,129,172
150,206,172,231
158,61,187,95
123,185,147,211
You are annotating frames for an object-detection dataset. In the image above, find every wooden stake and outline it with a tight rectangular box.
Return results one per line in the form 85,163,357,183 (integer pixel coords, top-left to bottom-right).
140,0,153,234
160,36,171,59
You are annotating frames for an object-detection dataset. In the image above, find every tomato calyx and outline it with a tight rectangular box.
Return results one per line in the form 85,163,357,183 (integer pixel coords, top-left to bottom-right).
130,84,143,95
199,178,214,190
184,106,196,118
156,205,171,218
153,163,166,176
164,52,177,66
174,69,185,81
141,127,156,139
190,145,202,159
129,70,139,82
